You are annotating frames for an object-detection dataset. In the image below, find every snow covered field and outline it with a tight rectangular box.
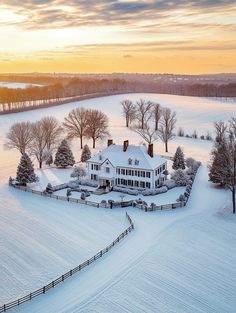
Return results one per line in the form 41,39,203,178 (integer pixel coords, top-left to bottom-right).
0,93,236,312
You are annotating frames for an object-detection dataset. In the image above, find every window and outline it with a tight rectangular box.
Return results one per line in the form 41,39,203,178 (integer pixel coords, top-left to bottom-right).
91,164,94,170
91,174,97,180
146,182,150,188
135,159,139,165
117,168,120,175
142,171,145,177
128,180,132,186
140,181,145,188
128,158,132,165
146,172,151,178
106,167,110,173
135,181,139,187
121,169,125,175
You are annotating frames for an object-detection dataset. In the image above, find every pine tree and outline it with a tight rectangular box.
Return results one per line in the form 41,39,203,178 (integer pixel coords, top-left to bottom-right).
16,153,37,186
172,146,185,170
54,139,75,168
81,144,91,162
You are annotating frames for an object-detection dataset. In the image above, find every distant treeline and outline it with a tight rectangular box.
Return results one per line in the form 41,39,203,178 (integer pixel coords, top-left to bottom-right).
0,75,235,113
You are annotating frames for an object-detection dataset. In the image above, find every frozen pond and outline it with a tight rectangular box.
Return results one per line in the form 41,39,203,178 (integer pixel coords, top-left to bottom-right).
0,81,43,89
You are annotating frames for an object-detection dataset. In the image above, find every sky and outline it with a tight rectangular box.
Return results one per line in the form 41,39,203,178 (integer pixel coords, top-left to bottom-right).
0,0,236,74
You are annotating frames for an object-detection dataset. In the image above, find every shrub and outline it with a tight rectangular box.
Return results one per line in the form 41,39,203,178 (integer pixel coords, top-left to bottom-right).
141,186,168,196
81,192,86,200
171,169,189,186
113,186,139,195
177,194,186,202
163,179,176,189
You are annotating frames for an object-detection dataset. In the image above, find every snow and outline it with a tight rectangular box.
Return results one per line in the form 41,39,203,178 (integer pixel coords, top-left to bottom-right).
53,186,185,206
89,144,166,169
0,82,43,89
0,93,235,312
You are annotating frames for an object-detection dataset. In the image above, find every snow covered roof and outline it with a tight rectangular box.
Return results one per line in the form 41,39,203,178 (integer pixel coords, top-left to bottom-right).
88,144,166,170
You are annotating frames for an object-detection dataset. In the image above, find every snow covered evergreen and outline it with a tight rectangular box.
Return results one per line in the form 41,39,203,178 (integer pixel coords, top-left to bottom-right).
54,139,75,168
81,144,91,162
16,153,37,186
172,146,185,170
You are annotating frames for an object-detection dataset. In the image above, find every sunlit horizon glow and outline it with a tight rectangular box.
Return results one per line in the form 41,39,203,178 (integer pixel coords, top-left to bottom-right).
0,1,236,74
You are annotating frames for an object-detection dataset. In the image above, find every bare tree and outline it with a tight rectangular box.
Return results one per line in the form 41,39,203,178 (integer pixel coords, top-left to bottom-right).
130,122,158,145
229,117,236,138
152,102,162,131
85,109,110,148
40,116,63,151
29,120,47,168
63,107,88,149
5,122,33,154
158,108,176,152
214,120,227,143
135,99,153,129
121,99,136,127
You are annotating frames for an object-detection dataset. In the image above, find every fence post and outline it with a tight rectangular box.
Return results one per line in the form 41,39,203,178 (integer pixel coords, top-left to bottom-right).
43,286,45,293
100,250,102,257
70,270,72,276
62,275,64,281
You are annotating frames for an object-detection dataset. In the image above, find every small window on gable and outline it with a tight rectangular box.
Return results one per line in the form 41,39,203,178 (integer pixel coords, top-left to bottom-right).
106,167,110,173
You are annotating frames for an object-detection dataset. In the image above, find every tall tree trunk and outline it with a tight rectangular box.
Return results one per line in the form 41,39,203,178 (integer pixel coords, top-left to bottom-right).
165,141,168,153
126,116,129,127
93,138,96,149
232,187,236,214
80,136,83,149
39,160,42,169
155,121,158,131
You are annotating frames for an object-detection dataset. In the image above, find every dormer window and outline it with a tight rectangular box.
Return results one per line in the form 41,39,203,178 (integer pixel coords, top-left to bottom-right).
128,158,132,165
135,159,139,165
99,155,102,161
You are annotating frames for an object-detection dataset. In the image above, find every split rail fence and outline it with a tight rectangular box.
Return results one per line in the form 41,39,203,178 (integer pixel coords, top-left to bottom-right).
0,213,134,313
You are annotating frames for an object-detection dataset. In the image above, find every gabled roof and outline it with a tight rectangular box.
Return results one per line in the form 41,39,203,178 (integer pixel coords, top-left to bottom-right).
88,144,166,170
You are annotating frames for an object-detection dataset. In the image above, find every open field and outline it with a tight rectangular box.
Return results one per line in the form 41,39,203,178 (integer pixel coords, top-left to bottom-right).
0,93,235,312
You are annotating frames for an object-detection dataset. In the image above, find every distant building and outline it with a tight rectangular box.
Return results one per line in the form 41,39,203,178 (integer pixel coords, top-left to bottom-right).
87,140,167,189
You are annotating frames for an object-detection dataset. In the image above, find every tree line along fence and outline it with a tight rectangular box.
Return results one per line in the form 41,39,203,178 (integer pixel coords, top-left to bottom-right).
9,183,186,211
0,212,134,313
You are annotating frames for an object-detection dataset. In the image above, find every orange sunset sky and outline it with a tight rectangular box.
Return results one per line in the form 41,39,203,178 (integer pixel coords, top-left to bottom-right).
0,0,236,74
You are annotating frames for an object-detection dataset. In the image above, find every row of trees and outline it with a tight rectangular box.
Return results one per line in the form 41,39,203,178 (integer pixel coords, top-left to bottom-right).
121,99,176,152
209,117,236,213
5,108,109,168
0,78,127,112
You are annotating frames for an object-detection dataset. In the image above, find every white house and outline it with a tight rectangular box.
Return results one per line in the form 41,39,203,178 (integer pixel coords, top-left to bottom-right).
87,140,167,190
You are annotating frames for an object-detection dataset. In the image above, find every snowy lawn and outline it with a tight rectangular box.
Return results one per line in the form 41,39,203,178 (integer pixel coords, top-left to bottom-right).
53,187,185,206
0,185,129,304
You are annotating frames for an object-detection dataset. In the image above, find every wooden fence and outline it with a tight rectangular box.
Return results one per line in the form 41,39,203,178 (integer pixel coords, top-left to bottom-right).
10,184,187,211
0,213,134,313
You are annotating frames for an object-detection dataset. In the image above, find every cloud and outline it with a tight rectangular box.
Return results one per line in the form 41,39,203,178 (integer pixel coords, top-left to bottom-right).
123,54,133,58
1,0,236,30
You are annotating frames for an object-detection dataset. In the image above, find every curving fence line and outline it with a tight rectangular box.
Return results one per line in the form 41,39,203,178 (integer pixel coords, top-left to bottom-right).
0,213,134,313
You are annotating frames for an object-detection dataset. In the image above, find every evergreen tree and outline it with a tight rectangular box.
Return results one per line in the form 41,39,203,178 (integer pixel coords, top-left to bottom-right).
54,139,75,168
172,146,185,170
16,153,37,186
81,144,91,162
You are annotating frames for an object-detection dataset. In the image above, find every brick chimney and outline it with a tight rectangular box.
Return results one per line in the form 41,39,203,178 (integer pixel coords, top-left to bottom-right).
107,139,113,147
123,140,129,152
148,144,154,157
